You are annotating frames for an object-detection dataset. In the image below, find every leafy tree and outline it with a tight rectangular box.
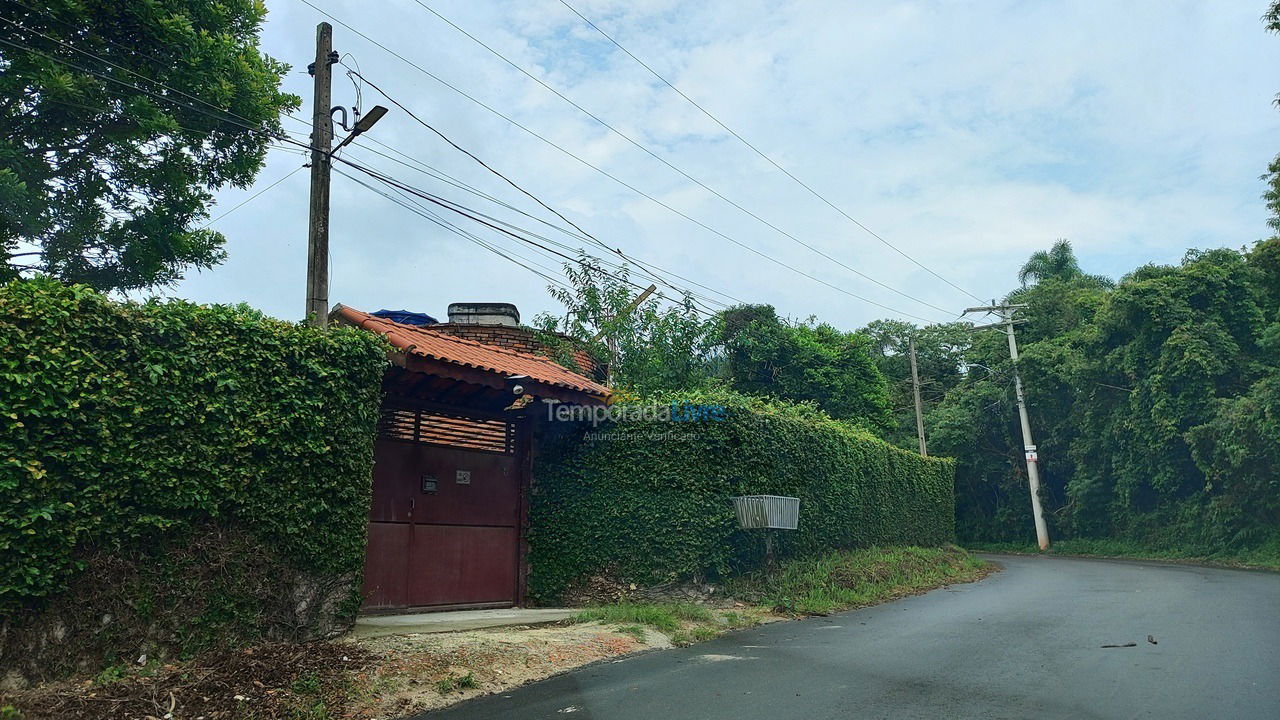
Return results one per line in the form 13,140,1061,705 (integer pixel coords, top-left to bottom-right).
859,318,970,449
0,0,299,291
887,238,1280,550
1186,375,1280,547
532,256,715,394
717,304,892,431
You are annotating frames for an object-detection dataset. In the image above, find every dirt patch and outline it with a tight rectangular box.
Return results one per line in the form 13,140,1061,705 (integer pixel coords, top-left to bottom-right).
3,642,374,720
561,571,733,607
0,623,674,719
344,621,668,715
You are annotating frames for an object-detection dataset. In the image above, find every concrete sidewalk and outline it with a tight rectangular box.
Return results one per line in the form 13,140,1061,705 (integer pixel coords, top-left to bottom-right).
351,608,577,638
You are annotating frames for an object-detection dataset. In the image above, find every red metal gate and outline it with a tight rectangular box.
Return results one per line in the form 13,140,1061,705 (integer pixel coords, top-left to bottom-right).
361,403,522,611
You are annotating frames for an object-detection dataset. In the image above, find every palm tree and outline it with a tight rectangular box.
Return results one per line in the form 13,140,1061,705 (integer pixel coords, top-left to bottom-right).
1018,239,1082,285
1017,239,1113,288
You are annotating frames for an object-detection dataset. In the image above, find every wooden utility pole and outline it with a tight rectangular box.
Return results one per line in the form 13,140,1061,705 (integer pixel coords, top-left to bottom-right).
305,22,335,327
964,303,1050,550
589,284,657,387
908,336,927,457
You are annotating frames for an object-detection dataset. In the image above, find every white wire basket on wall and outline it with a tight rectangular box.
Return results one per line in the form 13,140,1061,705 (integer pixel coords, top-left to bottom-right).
731,495,800,530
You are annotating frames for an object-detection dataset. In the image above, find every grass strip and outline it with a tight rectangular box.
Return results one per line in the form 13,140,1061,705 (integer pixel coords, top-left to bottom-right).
966,538,1280,572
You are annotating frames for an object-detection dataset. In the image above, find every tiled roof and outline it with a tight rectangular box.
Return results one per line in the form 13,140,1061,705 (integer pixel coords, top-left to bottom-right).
333,305,610,397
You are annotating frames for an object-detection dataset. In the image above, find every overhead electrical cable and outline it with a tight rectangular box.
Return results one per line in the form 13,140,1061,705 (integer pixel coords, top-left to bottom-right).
342,162,716,314
347,134,745,308
400,0,956,315
331,157,717,317
343,167,575,290
292,0,945,323
339,138,732,312
340,69,733,310
555,0,983,302
0,15,305,146
3,27,707,314
0,35,316,157
345,150,726,314
2,11,733,314
337,165,718,318
202,165,306,229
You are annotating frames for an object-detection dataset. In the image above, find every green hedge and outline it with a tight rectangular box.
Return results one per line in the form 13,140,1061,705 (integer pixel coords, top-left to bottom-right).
0,278,386,618
527,390,955,602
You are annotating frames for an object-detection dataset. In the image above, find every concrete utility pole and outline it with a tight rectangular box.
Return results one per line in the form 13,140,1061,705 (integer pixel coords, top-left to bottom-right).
964,303,1050,550
908,336,927,457
305,22,336,327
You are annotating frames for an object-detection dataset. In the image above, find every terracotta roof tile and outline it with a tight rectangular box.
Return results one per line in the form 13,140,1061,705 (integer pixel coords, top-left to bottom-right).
333,305,610,397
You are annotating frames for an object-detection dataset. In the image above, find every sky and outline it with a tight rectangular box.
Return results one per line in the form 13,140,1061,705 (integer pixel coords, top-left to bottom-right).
174,0,1280,329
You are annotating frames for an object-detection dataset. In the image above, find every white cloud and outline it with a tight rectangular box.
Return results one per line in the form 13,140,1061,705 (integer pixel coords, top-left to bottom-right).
177,0,1280,329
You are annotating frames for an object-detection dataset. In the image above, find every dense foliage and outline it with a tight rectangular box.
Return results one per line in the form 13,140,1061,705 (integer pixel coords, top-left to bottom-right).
0,0,298,291
717,304,893,431
875,240,1280,553
1266,1,1280,232
0,278,386,614
860,318,969,448
535,262,895,431
532,256,716,393
527,389,955,602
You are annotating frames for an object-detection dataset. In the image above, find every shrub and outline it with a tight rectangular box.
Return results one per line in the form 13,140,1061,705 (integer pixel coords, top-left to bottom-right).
528,390,954,602
0,278,386,674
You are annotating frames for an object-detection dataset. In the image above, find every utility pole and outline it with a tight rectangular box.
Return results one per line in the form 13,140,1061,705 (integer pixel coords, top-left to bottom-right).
589,284,657,387
305,22,336,327
908,336,927,457
963,303,1050,550
303,25,387,327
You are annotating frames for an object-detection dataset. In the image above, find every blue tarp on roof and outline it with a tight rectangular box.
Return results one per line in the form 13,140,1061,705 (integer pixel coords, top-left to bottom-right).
372,309,439,326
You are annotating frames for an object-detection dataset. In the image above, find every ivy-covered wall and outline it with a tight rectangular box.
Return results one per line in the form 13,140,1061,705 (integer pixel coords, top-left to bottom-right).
0,279,386,679
527,391,955,602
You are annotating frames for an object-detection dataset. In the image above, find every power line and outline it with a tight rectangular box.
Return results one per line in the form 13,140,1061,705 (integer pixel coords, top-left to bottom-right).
13,6,945,323
329,138,729,316
335,163,717,319
345,133,745,308
0,35,314,156
0,14,297,144
337,69,737,310
337,124,729,312
331,155,717,317
4,3,319,142
403,0,956,315
203,165,306,229
345,143,928,321
555,0,983,302
338,166,574,291
3,25,717,315
36,0,728,313
341,148,725,315
291,0,944,323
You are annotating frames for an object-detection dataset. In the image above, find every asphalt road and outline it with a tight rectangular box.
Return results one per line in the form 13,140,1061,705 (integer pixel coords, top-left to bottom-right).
420,555,1280,719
